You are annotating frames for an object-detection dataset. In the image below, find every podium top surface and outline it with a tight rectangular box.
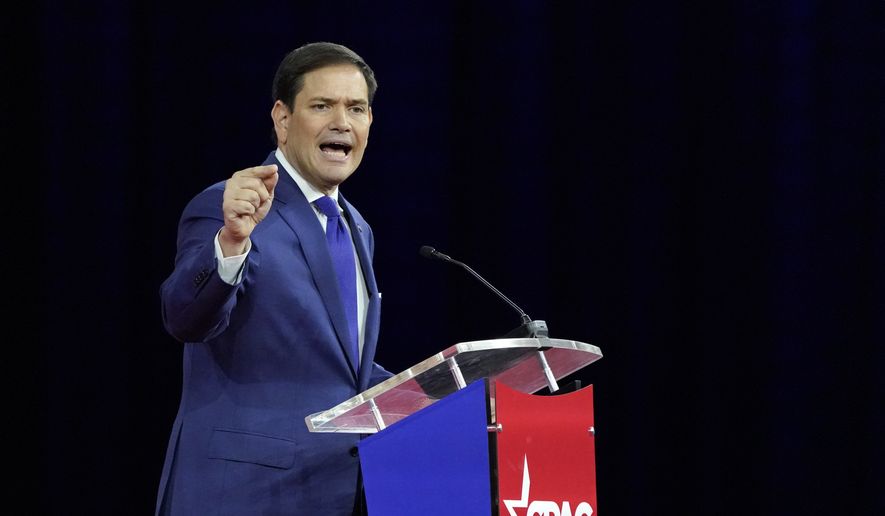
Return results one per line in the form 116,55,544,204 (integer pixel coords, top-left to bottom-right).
305,337,602,434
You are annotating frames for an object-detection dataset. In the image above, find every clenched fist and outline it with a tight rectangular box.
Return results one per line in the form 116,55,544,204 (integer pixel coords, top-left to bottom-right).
219,164,279,256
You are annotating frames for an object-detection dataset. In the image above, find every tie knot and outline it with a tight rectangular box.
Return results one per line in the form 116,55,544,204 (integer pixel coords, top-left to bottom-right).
314,196,340,219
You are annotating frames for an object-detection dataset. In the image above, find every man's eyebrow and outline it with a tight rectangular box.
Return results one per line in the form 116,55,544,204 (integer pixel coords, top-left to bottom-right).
309,96,368,105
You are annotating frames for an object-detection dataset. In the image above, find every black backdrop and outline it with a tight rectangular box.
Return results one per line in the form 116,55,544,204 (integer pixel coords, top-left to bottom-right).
22,1,883,514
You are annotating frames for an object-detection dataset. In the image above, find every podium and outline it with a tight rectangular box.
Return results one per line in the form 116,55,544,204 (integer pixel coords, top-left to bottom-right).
306,337,603,515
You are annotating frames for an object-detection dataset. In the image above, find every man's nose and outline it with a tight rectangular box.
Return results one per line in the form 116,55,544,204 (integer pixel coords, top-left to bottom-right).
328,106,351,131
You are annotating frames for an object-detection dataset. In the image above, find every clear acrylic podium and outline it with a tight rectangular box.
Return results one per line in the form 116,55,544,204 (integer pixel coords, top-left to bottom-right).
305,337,603,434
306,337,603,515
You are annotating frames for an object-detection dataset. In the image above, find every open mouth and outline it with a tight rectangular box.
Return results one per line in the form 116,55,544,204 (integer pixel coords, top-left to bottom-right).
319,141,353,159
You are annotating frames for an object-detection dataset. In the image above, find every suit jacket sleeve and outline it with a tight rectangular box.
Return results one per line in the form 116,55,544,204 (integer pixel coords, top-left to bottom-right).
160,183,242,343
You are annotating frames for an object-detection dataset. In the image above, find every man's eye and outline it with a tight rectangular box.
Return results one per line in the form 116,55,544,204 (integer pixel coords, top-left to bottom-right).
350,106,366,114
313,104,329,110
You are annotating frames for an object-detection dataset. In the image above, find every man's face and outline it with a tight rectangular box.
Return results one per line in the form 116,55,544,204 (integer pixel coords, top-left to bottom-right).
273,64,373,194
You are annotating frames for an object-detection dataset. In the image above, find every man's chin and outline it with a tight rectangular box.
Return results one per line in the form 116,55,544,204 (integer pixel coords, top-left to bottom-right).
318,167,356,186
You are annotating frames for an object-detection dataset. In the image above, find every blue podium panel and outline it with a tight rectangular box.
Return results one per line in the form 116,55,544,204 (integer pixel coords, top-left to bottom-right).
358,380,492,516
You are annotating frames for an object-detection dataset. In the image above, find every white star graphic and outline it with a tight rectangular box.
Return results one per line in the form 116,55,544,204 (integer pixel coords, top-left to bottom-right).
503,455,531,516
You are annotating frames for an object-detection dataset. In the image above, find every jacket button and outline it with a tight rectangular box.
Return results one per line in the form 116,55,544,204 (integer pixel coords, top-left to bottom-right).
349,446,358,457
194,269,210,285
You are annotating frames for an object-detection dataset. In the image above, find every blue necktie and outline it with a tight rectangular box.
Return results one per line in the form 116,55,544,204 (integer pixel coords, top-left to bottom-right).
314,196,359,372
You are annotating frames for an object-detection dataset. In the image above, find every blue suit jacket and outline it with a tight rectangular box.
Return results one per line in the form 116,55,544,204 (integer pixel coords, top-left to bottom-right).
156,151,390,515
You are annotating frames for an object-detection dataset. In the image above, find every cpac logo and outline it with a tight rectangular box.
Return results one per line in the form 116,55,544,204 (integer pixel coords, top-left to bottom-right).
503,455,594,516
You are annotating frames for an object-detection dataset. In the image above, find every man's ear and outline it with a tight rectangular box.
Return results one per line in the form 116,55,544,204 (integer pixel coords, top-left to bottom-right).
271,100,290,144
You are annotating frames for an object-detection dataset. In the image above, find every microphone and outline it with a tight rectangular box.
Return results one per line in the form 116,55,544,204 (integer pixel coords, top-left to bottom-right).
419,246,549,338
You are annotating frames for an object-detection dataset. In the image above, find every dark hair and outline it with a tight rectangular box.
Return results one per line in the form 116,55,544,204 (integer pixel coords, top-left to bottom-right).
272,42,378,110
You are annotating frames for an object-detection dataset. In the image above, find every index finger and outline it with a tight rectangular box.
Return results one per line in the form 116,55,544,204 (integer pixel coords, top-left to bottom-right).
235,164,278,178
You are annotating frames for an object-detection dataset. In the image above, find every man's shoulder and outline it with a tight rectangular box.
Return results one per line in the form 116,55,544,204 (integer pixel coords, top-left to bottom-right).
260,149,280,167
180,180,226,217
182,150,279,212
193,179,227,200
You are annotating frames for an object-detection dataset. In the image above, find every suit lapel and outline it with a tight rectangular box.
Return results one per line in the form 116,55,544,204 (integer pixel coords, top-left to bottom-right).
340,193,377,296
268,154,360,381
340,193,380,390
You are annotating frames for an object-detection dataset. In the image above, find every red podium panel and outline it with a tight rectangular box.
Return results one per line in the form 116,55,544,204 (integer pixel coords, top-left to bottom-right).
495,382,597,516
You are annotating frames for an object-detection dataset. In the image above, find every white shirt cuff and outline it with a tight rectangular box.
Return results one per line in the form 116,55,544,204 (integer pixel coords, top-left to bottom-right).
214,229,250,285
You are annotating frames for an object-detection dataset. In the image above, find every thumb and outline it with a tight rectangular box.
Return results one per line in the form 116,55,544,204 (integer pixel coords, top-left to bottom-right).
265,165,279,197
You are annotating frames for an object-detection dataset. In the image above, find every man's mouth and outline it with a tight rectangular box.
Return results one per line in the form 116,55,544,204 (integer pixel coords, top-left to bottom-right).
319,141,353,160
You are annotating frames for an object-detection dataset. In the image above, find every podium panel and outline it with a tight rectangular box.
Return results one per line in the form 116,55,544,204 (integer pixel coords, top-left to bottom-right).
358,381,493,516
494,382,597,515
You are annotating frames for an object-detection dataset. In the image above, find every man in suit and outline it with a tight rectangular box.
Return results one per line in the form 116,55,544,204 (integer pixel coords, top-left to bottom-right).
156,42,392,515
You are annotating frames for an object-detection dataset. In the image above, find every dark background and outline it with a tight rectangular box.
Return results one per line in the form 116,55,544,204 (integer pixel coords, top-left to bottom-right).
19,0,882,514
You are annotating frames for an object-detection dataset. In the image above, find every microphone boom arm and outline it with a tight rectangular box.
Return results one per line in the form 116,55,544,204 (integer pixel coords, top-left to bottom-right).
451,259,532,326
420,245,548,338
